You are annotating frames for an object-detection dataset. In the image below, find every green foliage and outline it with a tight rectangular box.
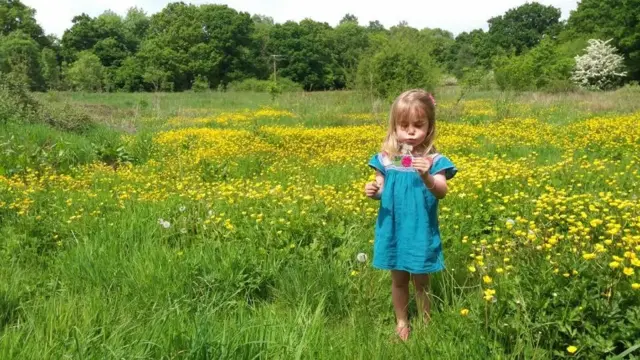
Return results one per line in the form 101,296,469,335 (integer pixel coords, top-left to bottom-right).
494,39,574,91
40,48,60,90
40,101,96,133
0,71,95,132
568,0,640,80
357,36,440,99
450,30,494,78
266,19,338,90
227,77,302,92
142,65,171,92
0,71,40,124
2,0,640,93
267,81,281,101
330,20,370,89
0,0,49,47
0,123,96,175
114,56,144,91
191,76,210,92
0,31,45,90
135,3,254,91
461,68,496,91
65,51,105,91
488,2,562,55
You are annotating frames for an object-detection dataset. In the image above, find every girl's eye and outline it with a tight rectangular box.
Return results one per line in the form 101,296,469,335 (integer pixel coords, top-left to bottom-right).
415,122,425,128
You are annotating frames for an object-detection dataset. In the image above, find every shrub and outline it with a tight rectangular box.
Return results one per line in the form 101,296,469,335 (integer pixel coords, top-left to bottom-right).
1,72,96,133
357,39,440,99
0,72,40,124
40,102,96,133
191,76,210,92
494,39,574,92
571,39,627,91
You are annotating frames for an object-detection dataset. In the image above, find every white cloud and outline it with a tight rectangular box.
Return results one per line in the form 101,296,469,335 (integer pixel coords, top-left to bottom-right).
23,0,578,37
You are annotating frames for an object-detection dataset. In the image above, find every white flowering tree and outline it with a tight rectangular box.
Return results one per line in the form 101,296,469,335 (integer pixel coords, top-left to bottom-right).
571,39,627,90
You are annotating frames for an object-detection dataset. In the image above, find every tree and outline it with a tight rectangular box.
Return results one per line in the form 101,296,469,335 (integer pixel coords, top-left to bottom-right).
0,31,44,90
40,47,60,89
571,39,627,90
114,56,144,91
61,14,101,62
494,38,574,91
420,28,455,69
265,19,337,90
330,20,369,88
568,0,640,81
357,35,441,99
143,65,170,92
65,51,105,91
449,29,494,77
122,7,149,52
0,0,49,47
488,2,562,55
367,20,386,33
61,10,130,66
199,4,254,87
339,13,358,25
138,3,254,90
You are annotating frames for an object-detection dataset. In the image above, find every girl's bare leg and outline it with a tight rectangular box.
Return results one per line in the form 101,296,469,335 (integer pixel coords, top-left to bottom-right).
391,270,411,328
412,274,431,324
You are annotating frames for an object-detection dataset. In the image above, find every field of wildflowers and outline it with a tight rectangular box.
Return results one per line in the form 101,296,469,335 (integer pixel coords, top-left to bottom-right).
0,91,639,359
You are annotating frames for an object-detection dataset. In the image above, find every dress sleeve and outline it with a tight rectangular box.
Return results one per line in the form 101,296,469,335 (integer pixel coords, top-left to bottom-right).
368,153,386,175
430,154,457,180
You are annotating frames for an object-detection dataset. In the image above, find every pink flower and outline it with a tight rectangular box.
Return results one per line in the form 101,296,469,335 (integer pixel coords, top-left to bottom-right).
401,156,412,167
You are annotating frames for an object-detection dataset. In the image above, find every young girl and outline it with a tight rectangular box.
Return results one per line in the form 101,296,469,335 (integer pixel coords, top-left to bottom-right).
364,89,457,341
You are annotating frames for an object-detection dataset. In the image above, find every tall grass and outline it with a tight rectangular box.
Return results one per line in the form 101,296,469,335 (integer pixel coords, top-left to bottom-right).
1,88,639,359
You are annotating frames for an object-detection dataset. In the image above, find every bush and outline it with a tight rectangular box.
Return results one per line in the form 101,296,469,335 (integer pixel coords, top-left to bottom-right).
494,39,574,92
461,68,497,92
1,72,96,133
0,72,41,124
41,102,96,133
191,76,210,92
227,78,302,92
571,39,627,91
356,39,440,99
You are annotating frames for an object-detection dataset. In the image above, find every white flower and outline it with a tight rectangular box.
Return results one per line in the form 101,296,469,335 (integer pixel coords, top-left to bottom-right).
400,143,413,155
180,228,187,234
506,218,515,226
208,210,214,216
356,253,368,263
161,220,171,229
572,39,627,90
179,205,186,212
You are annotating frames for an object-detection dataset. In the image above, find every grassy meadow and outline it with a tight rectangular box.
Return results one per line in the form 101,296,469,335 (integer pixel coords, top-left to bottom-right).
1,88,640,359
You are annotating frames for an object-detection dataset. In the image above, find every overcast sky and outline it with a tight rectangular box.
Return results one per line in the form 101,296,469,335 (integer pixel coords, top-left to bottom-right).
24,0,579,37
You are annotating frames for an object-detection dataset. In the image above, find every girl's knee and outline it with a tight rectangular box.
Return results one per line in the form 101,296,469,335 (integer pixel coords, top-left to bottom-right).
412,274,430,290
391,270,410,287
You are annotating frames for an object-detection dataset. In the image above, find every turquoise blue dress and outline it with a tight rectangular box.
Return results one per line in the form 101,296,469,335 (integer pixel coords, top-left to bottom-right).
368,152,457,274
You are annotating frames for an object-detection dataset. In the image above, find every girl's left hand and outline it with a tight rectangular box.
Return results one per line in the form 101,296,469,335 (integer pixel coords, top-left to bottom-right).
412,157,433,177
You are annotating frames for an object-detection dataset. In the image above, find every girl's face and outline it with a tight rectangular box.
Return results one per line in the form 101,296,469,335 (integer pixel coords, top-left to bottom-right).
396,117,428,148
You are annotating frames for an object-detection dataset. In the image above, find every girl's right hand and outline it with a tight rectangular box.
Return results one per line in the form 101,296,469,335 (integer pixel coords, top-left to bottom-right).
364,181,380,198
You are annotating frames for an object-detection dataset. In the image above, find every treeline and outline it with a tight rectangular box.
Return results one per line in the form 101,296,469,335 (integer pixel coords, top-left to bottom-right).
1,0,639,93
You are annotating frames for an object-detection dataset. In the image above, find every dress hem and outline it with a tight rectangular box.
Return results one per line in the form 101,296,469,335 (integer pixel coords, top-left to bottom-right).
372,263,444,275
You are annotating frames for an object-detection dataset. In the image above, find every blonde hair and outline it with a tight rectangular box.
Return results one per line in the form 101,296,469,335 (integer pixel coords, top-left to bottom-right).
381,89,437,156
